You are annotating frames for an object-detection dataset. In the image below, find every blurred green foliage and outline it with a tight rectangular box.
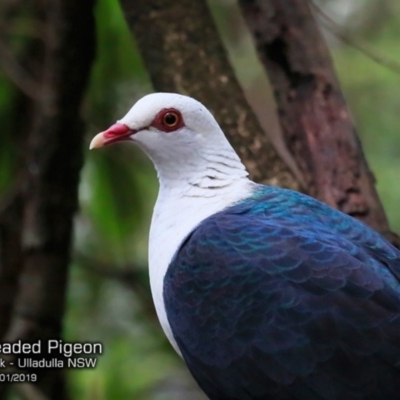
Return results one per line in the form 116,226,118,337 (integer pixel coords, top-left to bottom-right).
0,0,399,398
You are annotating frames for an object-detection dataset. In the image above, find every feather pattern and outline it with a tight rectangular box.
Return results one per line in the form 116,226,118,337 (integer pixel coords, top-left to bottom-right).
164,185,400,400
91,92,400,400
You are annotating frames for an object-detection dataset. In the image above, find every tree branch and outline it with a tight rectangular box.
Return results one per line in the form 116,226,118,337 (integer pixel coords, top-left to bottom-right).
239,0,399,246
119,0,299,189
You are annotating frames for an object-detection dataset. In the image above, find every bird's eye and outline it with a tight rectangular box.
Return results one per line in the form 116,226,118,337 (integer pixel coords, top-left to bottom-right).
162,112,179,128
152,108,184,132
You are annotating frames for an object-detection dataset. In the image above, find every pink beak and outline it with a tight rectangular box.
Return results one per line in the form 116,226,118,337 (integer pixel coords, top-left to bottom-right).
89,123,136,149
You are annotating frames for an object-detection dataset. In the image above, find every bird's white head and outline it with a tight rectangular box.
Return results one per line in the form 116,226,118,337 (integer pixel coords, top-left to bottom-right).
90,92,248,187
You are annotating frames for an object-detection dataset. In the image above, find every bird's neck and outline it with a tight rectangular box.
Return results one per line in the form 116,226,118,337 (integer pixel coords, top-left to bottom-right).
155,145,249,193
148,154,253,353
152,152,252,274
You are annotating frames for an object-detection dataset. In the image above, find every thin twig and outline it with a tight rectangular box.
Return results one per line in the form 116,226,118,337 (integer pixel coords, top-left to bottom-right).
310,0,400,77
0,38,43,99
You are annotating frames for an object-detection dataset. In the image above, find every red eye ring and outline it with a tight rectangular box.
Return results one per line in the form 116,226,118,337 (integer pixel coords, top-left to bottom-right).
152,108,184,132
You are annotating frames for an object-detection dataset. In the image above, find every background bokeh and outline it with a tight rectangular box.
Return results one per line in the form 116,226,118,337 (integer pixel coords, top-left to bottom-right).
1,0,399,398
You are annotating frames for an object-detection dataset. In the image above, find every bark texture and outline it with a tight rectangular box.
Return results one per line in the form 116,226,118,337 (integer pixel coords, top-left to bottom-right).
0,198,23,340
119,0,298,189
0,0,96,397
239,0,399,245
0,9,44,345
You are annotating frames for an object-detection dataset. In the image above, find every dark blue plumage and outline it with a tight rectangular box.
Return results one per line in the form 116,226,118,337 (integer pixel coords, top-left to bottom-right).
164,185,400,400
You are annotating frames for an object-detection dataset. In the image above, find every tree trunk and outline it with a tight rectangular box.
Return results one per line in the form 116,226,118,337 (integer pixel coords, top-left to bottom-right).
119,0,299,189
0,0,96,397
0,198,23,340
0,4,45,344
239,0,399,246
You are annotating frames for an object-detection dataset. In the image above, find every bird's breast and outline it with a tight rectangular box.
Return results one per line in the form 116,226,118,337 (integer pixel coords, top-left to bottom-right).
148,182,252,354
